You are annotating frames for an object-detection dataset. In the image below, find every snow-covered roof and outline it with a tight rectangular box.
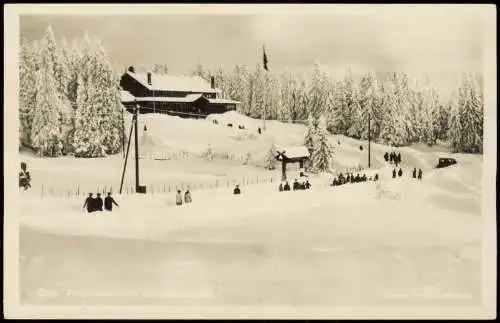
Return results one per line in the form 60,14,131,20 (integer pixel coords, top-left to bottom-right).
127,71,219,94
130,93,239,105
120,90,136,103
207,98,239,105
276,146,310,159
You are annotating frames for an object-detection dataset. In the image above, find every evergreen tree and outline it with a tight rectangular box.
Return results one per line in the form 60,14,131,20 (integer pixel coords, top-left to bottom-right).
72,74,106,157
263,140,277,170
379,79,409,147
31,67,65,157
19,39,38,147
311,116,334,173
308,60,328,119
449,73,484,153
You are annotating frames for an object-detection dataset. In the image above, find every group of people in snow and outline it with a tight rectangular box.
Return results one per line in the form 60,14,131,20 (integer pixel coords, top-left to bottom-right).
384,151,402,167
412,167,423,180
19,162,31,191
175,189,192,206
278,178,311,192
83,192,119,213
331,172,378,186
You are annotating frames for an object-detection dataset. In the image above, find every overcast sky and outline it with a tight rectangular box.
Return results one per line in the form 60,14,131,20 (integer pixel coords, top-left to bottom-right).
20,6,486,97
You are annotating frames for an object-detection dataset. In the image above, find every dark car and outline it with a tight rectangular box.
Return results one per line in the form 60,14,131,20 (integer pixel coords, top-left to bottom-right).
436,157,457,168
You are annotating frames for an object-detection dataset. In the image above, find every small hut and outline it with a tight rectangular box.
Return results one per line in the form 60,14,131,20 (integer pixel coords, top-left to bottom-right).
275,146,310,181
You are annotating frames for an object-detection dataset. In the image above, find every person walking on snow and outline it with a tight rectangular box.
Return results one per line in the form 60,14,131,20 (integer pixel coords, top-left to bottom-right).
95,193,104,211
184,190,192,203
412,167,417,179
305,180,311,189
83,193,95,213
398,168,403,177
104,192,119,211
176,190,183,205
392,169,397,178
418,169,423,180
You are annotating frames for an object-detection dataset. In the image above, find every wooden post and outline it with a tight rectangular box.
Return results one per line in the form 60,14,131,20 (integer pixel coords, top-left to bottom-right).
368,114,371,168
134,104,140,192
119,113,135,194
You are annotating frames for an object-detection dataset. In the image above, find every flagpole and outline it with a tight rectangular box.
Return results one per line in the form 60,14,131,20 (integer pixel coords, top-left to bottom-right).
262,44,268,131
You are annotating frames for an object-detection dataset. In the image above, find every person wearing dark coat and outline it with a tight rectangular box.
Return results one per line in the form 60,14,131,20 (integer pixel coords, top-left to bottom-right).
293,179,300,191
278,183,283,192
95,193,104,211
283,182,291,191
412,168,417,179
384,152,389,162
359,145,363,151
361,174,367,182
83,193,95,213
418,169,423,180
389,152,394,163
398,168,403,177
176,190,183,205
233,185,241,195
305,181,311,189
300,182,306,190
397,153,402,164
104,192,119,211
257,127,262,134
392,169,397,178
332,178,338,186
374,173,379,181
355,174,361,182
19,162,31,190
184,190,192,203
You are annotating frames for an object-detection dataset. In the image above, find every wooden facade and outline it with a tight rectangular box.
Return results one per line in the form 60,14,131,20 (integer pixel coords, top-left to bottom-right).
120,70,238,118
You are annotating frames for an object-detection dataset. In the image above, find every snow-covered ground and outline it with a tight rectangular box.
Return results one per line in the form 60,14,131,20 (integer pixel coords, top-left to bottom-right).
18,111,483,306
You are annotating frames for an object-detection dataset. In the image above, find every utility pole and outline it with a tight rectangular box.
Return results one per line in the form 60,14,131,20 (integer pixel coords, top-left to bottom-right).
368,114,371,168
134,104,140,192
121,106,126,158
119,112,135,194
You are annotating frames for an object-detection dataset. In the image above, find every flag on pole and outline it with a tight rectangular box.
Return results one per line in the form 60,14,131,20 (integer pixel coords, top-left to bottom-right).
263,45,269,71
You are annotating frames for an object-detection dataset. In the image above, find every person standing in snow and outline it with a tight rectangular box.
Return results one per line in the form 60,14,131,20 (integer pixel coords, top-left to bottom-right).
176,190,183,205
293,179,300,190
392,169,397,178
83,193,95,213
233,185,241,195
384,152,389,162
257,127,262,134
374,173,379,181
184,190,192,203
397,153,402,165
305,180,311,189
104,192,119,211
19,162,31,190
95,193,104,211
398,168,403,177
283,182,291,191
278,183,283,192
412,167,417,179
418,169,423,180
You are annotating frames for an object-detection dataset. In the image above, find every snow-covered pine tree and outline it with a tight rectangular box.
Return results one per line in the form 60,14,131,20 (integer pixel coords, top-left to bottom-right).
310,116,334,173
31,67,65,157
455,73,483,153
263,140,277,170
295,78,309,122
379,78,409,147
250,63,266,119
304,114,317,171
92,40,123,154
447,89,462,153
355,71,383,140
308,60,328,120
19,39,38,147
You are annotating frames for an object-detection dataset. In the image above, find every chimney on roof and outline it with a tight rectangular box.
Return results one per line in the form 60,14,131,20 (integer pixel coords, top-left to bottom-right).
210,75,215,89
147,72,152,85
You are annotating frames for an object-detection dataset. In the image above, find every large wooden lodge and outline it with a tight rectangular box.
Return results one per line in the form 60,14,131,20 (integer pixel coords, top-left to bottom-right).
120,67,239,118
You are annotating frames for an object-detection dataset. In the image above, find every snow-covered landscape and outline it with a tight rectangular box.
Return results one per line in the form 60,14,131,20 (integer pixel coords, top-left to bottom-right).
11,7,494,318
19,111,483,306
